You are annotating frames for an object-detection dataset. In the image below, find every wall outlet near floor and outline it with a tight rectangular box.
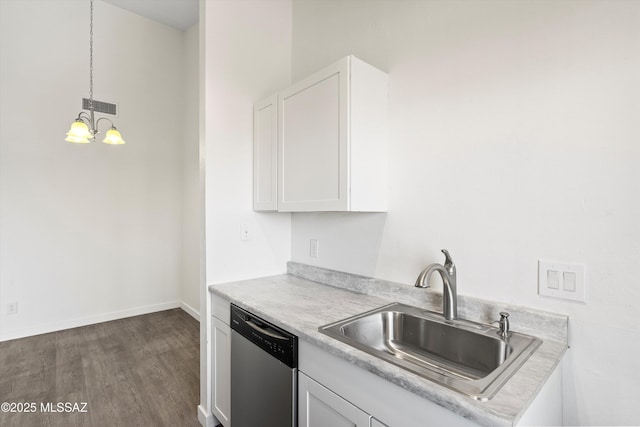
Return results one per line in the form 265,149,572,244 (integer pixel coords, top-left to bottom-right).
310,239,319,258
7,301,18,315
538,260,586,302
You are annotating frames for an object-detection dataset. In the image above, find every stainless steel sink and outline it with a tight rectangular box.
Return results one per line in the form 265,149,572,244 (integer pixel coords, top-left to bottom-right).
319,303,542,400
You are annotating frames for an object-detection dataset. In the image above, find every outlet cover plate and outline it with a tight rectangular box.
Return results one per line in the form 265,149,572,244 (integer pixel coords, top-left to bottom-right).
310,239,319,258
7,301,18,315
538,260,586,302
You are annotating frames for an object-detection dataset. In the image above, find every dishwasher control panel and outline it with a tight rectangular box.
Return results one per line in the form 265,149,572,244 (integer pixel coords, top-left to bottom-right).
230,304,298,368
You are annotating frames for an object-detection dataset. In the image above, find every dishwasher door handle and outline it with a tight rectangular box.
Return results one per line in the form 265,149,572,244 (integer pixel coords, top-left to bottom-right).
246,318,289,340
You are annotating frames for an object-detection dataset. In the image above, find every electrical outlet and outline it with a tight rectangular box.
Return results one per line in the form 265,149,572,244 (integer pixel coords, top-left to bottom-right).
538,260,586,302
7,301,18,315
310,239,319,258
241,223,250,241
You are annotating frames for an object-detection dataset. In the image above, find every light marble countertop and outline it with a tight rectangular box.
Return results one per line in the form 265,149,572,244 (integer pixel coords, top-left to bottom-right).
209,262,568,426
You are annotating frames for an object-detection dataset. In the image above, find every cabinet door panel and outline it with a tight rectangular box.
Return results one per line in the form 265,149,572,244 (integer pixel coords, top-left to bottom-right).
274,55,387,212
299,372,370,427
253,95,278,210
211,317,230,425
281,73,342,204
279,57,349,212
371,418,389,427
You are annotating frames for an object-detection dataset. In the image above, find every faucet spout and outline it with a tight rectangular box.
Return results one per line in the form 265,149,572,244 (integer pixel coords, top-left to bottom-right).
414,249,458,320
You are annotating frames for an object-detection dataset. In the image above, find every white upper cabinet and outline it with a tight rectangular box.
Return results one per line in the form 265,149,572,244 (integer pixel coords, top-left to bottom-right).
277,55,388,212
253,95,279,211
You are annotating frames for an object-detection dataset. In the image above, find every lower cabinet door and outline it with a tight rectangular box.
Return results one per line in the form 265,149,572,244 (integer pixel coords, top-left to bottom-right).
371,418,389,427
299,372,371,427
211,316,230,426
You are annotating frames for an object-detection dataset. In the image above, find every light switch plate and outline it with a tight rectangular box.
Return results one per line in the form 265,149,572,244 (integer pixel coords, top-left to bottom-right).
538,260,586,302
310,239,319,258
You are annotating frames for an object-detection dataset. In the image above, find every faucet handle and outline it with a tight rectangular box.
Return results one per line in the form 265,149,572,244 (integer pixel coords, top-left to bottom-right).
441,249,455,274
494,311,510,338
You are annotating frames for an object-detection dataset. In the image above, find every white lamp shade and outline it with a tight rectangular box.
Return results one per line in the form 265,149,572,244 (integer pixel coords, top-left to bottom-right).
102,128,125,145
65,120,91,143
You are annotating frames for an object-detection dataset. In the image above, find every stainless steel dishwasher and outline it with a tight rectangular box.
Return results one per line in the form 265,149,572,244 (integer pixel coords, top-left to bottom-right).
230,304,298,427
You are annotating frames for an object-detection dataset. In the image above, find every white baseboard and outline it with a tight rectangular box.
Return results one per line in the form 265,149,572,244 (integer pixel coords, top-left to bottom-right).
180,301,200,321
0,301,181,342
198,404,216,427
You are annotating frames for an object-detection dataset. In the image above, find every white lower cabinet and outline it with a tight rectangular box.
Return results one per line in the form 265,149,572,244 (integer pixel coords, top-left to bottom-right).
211,295,231,426
299,372,371,427
370,418,388,427
299,340,562,427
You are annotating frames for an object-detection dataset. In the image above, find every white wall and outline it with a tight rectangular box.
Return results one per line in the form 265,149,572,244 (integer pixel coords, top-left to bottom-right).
0,0,187,340
204,1,292,286
199,0,292,423
181,22,201,319
290,1,639,425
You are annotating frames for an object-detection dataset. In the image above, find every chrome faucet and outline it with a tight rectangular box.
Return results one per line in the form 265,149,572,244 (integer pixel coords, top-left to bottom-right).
415,249,458,320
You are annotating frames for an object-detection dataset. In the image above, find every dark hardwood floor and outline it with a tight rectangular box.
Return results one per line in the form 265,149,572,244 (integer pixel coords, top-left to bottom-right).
0,309,200,427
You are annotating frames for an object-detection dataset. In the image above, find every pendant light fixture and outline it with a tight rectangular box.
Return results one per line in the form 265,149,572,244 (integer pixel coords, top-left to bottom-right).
65,0,125,145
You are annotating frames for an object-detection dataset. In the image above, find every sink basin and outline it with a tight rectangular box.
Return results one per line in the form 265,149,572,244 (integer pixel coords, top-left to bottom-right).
319,303,542,400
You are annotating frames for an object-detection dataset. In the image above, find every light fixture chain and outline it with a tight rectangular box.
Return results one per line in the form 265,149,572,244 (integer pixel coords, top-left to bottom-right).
89,0,94,112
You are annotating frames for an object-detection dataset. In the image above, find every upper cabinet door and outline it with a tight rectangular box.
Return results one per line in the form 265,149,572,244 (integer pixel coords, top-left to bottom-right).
279,61,348,211
253,95,279,211
278,56,388,212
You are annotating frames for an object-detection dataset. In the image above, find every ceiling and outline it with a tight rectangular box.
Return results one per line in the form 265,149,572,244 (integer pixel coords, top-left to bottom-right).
102,0,198,31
